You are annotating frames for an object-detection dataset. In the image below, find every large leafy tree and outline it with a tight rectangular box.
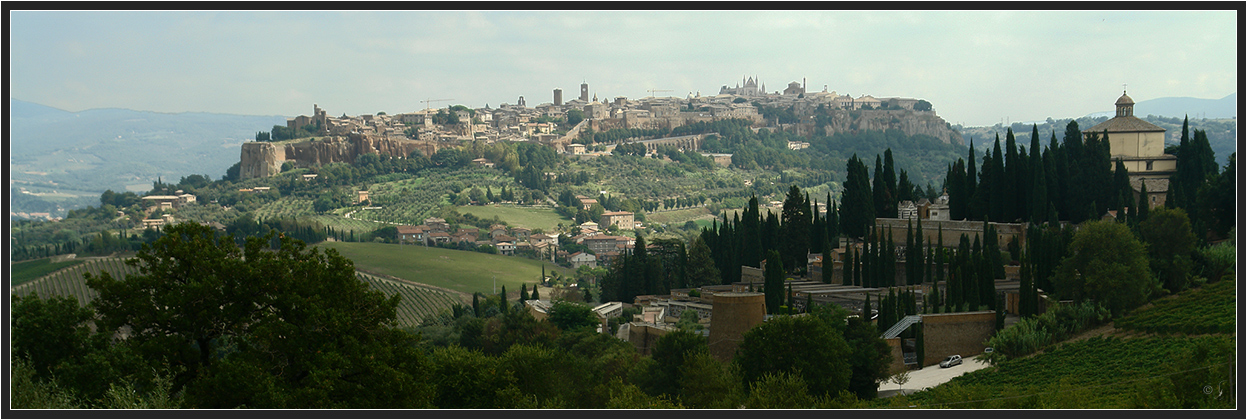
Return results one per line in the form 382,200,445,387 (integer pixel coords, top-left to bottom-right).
85,222,434,408
547,301,601,332
1054,219,1159,316
734,312,852,398
1138,207,1197,294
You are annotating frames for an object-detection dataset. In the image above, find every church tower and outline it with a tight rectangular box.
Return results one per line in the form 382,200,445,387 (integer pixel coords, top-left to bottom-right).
1083,90,1175,208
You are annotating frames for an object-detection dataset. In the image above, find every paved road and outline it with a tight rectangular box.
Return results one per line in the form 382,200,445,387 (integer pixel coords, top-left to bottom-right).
876,356,992,398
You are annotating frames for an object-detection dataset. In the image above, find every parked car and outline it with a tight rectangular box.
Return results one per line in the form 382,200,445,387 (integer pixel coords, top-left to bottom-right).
939,355,962,368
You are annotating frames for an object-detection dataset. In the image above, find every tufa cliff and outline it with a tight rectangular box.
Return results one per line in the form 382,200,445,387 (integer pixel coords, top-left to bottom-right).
240,133,440,179
816,109,963,145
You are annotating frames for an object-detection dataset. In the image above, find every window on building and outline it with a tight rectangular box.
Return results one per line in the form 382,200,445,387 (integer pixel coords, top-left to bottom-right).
1146,161,1154,170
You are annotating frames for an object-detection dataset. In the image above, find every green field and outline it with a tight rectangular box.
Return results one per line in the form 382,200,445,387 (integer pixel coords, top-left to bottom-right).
452,204,571,231
318,241,571,295
1116,278,1236,335
10,258,87,286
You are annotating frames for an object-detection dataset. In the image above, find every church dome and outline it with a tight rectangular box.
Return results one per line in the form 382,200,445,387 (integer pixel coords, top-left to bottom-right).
1115,92,1135,106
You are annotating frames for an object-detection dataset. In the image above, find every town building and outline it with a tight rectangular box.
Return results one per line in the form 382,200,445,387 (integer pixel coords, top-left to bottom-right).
599,211,635,230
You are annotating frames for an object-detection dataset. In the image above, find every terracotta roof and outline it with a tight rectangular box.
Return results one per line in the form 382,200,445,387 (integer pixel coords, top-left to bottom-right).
1083,116,1164,133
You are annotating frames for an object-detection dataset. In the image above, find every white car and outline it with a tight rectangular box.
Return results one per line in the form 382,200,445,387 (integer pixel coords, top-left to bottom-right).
939,355,962,368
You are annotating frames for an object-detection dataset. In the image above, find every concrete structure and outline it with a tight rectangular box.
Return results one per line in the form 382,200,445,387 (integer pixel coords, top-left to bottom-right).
569,251,597,269
599,211,635,230
708,292,766,362
916,311,996,367
874,218,1026,250
627,322,673,356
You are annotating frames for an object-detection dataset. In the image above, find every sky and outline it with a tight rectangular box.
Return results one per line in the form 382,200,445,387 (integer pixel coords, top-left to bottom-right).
8,9,1239,127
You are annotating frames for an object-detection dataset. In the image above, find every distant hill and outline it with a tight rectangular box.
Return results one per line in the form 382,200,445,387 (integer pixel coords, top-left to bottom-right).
1084,93,1236,119
9,98,287,216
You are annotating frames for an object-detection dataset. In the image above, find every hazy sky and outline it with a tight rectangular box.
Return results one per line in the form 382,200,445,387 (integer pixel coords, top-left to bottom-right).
9,10,1238,127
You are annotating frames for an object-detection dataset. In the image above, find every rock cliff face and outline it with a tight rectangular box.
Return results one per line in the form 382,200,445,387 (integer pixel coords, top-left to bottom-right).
240,134,440,179
819,109,962,145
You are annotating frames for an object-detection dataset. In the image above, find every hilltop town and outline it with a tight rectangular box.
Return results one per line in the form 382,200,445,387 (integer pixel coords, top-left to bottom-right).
239,76,959,179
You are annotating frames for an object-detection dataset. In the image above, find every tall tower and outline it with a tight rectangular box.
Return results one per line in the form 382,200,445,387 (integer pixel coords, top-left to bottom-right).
553,88,563,106
580,81,589,102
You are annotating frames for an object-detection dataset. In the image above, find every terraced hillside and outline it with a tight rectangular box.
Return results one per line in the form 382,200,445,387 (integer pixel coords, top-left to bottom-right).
12,258,464,327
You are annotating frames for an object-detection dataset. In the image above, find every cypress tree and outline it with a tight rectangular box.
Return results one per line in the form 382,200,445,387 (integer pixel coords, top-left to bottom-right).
863,292,873,322
499,285,508,314
821,240,833,284
968,235,982,310
873,154,891,219
989,133,1006,222
1137,181,1150,221
885,229,896,288
763,250,785,314
1004,128,1020,221
472,293,481,317
851,247,861,287
966,139,978,215
520,284,529,301
531,286,539,300
884,148,898,218
905,220,916,285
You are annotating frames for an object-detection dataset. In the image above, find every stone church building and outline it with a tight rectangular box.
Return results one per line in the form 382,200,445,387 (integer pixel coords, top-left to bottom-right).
1083,91,1175,208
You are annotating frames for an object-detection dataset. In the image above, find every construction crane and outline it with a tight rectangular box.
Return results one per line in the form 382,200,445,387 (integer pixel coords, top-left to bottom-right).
420,98,454,111
647,89,673,98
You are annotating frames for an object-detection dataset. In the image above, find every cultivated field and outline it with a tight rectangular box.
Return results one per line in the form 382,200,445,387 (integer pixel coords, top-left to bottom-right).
453,204,571,231
10,257,88,286
354,271,463,327
10,257,134,305
12,255,462,326
319,241,571,295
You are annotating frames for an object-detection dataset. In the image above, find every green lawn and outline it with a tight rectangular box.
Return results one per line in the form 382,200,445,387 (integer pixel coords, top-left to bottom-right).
318,241,572,295
453,204,571,231
10,258,85,286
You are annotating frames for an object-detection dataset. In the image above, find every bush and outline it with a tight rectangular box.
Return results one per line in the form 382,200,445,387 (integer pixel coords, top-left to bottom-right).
1197,240,1235,283
983,301,1108,364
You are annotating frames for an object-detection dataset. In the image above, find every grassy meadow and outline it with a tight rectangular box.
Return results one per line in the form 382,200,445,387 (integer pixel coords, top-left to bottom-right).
452,204,571,231
318,241,571,295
